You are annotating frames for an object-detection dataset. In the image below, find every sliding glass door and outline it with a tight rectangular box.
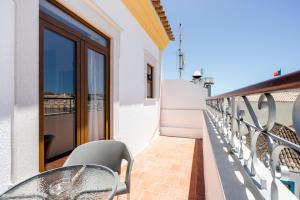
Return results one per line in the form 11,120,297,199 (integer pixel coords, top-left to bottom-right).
42,27,79,162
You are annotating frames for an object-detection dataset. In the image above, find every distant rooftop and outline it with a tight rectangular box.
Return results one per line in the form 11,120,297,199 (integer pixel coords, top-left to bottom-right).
250,123,300,173
247,91,299,102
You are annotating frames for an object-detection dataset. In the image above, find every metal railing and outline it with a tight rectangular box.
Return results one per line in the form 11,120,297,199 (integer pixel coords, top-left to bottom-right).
44,97,75,115
206,70,300,200
44,96,105,116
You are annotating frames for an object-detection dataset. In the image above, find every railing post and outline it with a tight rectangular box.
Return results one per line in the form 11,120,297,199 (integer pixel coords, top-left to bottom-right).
230,97,236,152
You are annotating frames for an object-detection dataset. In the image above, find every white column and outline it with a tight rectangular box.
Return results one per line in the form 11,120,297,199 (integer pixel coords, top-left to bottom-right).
0,0,15,193
12,0,39,183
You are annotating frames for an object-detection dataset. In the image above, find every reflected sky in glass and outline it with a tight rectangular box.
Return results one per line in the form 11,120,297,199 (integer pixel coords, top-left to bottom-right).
44,29,75,95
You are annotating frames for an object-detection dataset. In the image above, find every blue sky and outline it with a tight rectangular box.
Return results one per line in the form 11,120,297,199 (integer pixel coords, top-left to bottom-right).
161,0,300,95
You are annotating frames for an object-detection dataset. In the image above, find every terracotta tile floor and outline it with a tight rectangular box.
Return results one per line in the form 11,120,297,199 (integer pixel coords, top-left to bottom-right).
45,156,68,171
115,136,205,200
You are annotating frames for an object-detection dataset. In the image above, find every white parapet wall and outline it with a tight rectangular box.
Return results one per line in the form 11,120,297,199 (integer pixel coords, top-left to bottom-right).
160,79,207,138
202,114,225,200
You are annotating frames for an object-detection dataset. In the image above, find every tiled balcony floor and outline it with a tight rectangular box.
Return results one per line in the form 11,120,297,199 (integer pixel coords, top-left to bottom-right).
116,136,205,200
45,156,68,170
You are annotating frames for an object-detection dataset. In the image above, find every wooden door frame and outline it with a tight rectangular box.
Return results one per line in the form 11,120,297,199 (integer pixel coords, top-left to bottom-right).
39,18,82,172
39,3,110,171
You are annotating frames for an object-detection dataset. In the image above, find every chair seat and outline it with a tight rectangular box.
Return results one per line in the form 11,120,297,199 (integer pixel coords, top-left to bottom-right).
63,140,133,197
116,182,128,195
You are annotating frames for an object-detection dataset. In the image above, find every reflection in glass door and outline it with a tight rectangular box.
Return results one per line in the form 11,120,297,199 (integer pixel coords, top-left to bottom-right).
87,48,105,141
43,28,77,161
40,4,110,171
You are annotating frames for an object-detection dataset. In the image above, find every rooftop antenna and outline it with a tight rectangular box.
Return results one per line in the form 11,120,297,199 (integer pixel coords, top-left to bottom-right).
178,23,184,79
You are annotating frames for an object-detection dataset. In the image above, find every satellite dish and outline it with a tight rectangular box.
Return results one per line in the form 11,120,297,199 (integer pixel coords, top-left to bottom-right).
192,70,202,79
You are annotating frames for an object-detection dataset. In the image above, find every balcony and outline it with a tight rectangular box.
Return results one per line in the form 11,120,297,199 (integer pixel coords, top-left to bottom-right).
1,71,298,200
40,71,300,200
2,0,300,199
118,71,300,200
116,136,204,200
45,136,205,200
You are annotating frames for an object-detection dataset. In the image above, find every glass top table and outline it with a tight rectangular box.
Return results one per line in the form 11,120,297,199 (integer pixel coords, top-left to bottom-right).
0,165,118,200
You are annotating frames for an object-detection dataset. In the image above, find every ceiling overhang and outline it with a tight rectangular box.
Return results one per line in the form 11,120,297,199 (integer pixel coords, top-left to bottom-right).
123,0,174,50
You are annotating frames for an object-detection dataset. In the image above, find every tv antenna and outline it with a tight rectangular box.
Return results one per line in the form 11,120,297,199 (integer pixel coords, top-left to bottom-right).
178,23,185,79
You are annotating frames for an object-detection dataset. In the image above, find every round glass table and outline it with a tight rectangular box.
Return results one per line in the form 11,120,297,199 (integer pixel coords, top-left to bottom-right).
0,165,118,200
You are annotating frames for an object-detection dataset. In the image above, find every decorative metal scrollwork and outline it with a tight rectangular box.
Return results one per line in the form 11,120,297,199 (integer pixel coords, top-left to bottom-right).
242,93,276,132
237,101,246,159
249,130,267,189
270,145,290,200
258,93,276,132
206,92,300,200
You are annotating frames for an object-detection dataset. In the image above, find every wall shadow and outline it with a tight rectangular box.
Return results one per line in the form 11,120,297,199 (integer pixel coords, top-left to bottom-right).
189,139,205,200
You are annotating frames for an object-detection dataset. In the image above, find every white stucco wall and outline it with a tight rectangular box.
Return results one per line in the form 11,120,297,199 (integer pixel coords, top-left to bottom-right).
0,0,164,192
0,0,15,192
0,0,39,192
13,0,40,185
160,79,207,138
58,0,162,155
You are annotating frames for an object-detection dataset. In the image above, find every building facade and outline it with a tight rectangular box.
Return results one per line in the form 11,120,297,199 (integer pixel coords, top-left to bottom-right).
0,0,173,192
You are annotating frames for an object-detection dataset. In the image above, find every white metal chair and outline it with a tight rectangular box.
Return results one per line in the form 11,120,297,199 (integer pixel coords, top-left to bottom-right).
63,140,133,196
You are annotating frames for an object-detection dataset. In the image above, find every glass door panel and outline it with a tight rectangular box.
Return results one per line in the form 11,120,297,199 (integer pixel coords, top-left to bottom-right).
87,48,105,141
43,28,76,160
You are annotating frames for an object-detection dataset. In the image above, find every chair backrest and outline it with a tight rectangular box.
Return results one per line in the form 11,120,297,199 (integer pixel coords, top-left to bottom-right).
63,140,131,173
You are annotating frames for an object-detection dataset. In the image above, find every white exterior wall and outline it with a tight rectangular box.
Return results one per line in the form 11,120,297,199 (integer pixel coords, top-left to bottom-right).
0,0,39,191
77,0,162,155
13,0,40,185
0,0,15,192
160,79,207,138
0,0,163,192
56,0,162,155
